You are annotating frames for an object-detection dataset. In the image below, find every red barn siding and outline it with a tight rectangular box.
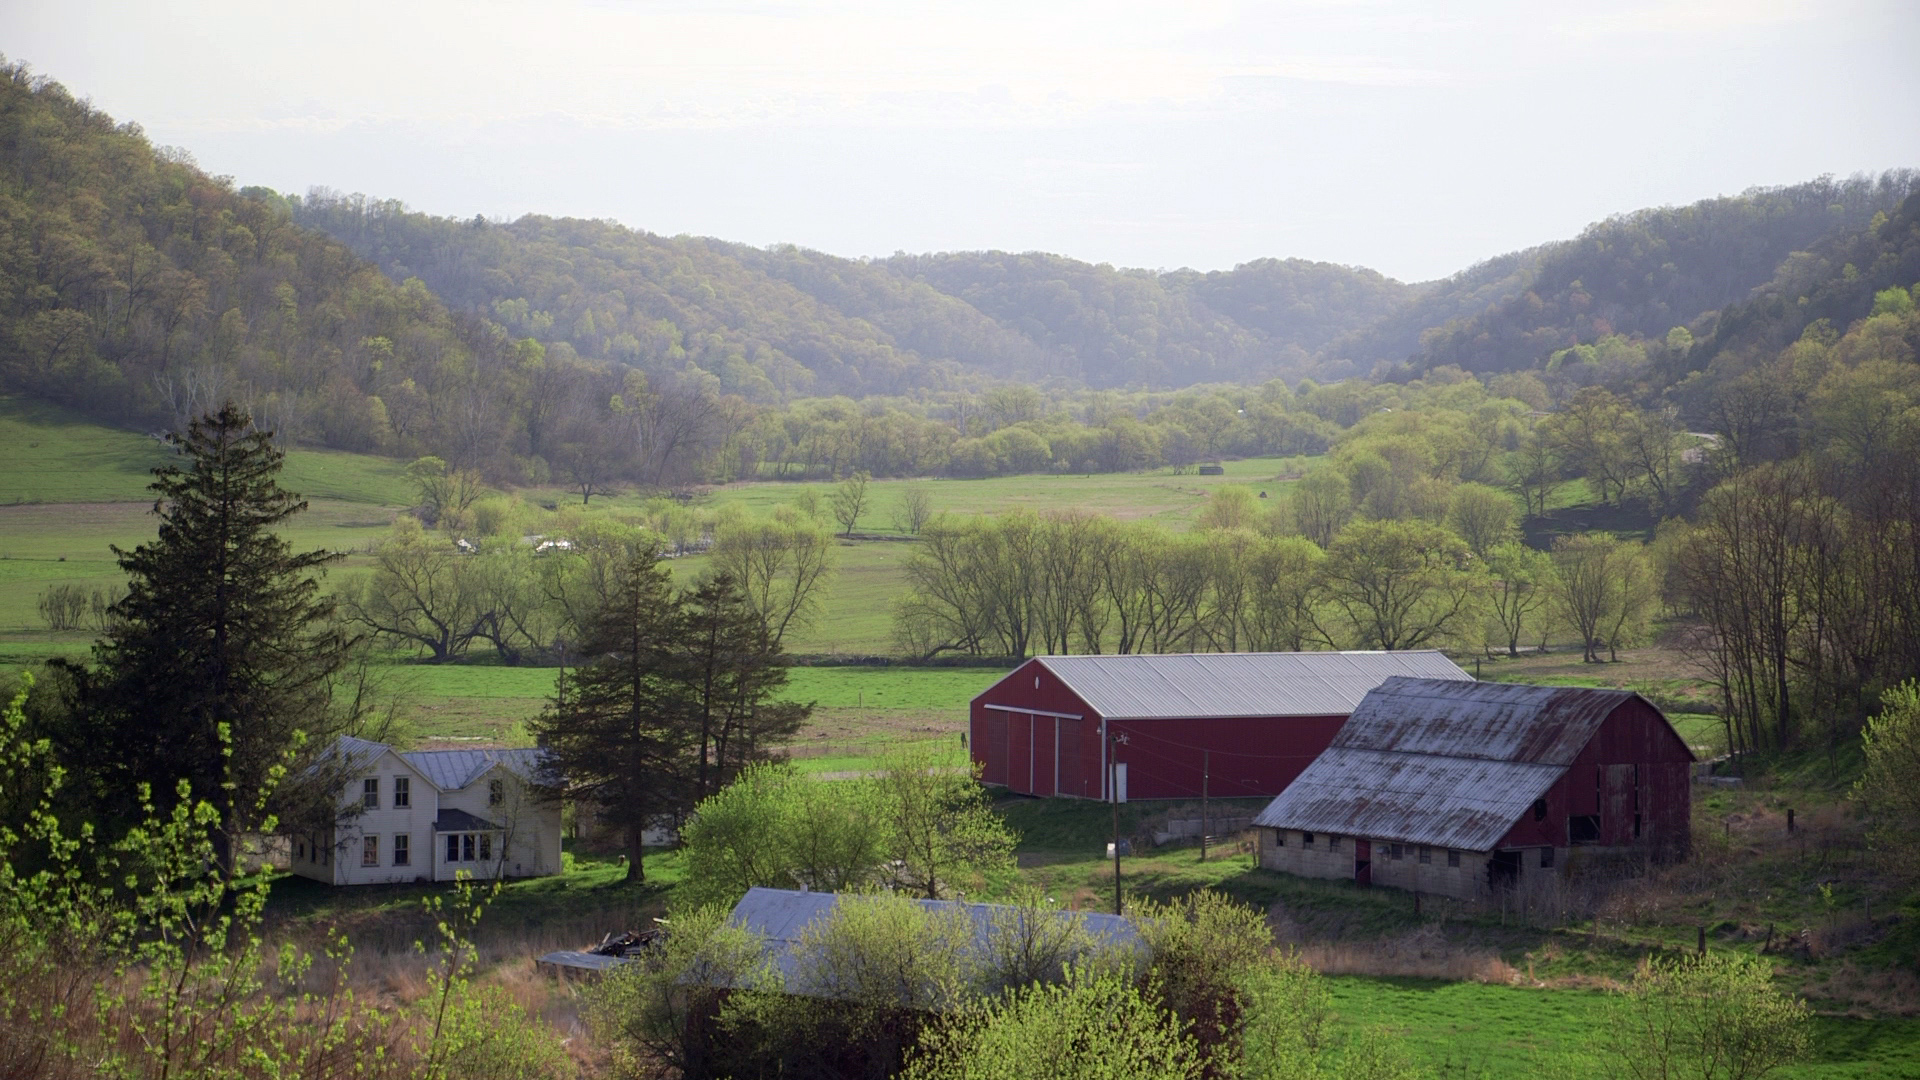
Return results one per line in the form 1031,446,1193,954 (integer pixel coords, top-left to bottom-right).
971,658,1352,800
1498,699,1693,852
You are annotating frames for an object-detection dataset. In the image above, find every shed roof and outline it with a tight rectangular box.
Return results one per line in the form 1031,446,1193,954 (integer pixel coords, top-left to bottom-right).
725,887,1142,995
1015,651,1472,720
1253,677,1682,850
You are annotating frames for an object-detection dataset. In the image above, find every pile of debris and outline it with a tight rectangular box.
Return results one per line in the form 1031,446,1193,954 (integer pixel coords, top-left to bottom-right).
537,924,665,976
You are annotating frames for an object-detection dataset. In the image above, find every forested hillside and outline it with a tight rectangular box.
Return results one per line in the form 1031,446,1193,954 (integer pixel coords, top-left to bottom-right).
290,193,1417,393
1407,173,1919,377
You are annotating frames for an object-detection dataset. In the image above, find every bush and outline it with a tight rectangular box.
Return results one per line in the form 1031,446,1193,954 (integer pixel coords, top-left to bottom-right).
35,583,87,631
902,973,1204,1080
1597,952,1809,1080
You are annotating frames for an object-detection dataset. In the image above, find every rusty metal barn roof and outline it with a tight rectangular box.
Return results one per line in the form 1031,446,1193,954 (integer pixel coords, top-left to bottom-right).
1026,651,1472,720
1331,677,1639,765
1253,678,1666,850
1252,749,1563,851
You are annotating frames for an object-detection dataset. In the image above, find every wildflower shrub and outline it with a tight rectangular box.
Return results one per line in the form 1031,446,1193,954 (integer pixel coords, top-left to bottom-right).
0,677,572,1080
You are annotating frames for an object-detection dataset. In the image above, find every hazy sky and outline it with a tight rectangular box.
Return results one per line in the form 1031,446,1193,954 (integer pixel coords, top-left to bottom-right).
5,1,1917,280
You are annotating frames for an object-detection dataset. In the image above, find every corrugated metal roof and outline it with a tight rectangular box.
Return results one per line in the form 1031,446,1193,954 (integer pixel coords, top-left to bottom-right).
401,747,553,791
725,887,1143,995
307,734,392,778
1332,677,1638,765
1023,651,1473,720
1253,677,1658,850
1251,750,1563,851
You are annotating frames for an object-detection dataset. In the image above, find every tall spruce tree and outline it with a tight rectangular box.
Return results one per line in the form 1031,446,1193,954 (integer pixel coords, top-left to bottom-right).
533,563,810,882
674,573,809,805
532,547,684,881
76,403,353,868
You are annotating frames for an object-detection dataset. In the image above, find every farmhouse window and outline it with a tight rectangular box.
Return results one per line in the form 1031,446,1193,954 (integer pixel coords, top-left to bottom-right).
362,835,378,866
362,778,379,809
1419,846,1431,864
1389,843,1403,860
394,777,410,808
1275,831,1285,847
464,834,476,861
393,834,410,866
489,779,504,806
297,840,305,860
1302,832,1315,848
1447,850,1460,868
1540,846,1555,869
445,834,460,862
1532,798,1547,822
1328,836,1342,852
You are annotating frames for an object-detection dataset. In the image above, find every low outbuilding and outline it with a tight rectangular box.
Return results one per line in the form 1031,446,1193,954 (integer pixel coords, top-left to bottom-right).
1252,677,1694,900
970,651,1473,801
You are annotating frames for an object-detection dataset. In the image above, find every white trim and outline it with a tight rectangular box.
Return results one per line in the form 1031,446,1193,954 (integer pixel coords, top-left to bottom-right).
983,703,1082,720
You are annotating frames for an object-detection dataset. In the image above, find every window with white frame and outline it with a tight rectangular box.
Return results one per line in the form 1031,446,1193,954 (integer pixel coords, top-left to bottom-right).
393,834,410,866
393,776,410,808
362,778,379,809
488,778,504,806
362,835,378,866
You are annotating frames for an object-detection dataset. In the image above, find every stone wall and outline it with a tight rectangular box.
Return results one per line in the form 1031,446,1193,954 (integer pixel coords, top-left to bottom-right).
1257,828,1499,901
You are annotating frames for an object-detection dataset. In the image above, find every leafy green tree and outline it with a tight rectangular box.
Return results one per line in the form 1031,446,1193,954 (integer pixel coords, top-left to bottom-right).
874,748,1018,899
67,404,353,868
1317,520,1480,650
675,763,887,910
1597,952,1809,1080
1485,541,1556,657
530,547,681,880
404,455,487,530
347,518,482,662
1290,469,1353,548
831,470,872,537
710,516,837,647
1446,482,1519,556
1857,680,1920,877
901,974,1203,1080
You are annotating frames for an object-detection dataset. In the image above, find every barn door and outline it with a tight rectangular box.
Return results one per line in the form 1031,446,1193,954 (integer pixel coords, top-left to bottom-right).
1605,765,1635,842
1354,840,1371,887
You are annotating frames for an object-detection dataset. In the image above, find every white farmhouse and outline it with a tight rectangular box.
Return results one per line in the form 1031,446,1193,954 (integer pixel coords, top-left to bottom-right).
290,736,564,886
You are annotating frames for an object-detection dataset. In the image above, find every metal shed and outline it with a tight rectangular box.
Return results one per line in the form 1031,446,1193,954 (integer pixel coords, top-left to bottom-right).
1252,677,1696,899
723,887,1143,997
969,651,1473,801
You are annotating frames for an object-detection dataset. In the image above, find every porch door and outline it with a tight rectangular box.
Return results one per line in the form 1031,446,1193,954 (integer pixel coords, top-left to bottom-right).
1354,839,1372,887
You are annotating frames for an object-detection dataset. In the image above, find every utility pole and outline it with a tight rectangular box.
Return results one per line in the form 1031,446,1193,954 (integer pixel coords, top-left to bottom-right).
1200,749,1210,862
1110,728,1128,916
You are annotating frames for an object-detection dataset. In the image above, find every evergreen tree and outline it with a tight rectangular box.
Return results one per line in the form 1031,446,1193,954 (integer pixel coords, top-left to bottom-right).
70,403,353,868
673,573,809,805
531,547,683,881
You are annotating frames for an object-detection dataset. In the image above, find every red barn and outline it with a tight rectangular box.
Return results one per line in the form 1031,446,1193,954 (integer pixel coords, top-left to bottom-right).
1253,677,1695,899
968,652,1473,801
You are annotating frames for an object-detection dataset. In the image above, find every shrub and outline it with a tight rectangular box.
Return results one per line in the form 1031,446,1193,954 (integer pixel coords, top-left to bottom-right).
902,974,1204,1080
1597,952,1810,1080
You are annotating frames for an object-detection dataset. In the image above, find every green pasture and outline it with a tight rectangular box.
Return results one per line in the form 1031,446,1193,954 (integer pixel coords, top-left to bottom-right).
0,395,415,507
1324,976,1920,1080
687,454,1318,532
